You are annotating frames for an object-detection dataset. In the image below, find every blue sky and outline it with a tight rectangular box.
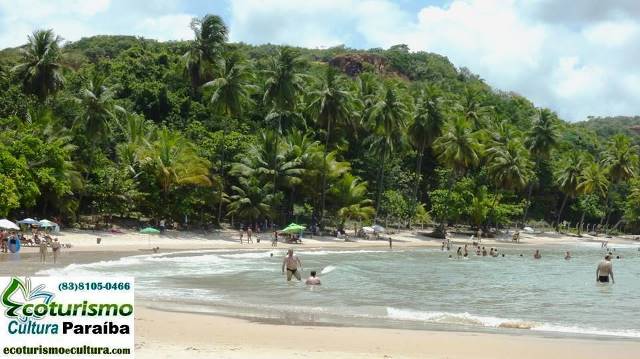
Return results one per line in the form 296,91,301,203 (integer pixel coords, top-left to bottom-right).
1,0,640,122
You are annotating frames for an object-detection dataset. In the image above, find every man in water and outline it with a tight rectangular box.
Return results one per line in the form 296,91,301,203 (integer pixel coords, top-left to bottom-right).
564,251,571,260
596,255,615,284
282,249,303,281
533,249,542,259
305,270,321,285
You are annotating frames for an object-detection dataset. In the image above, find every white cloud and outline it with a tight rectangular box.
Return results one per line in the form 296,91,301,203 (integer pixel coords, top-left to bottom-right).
135,14,194,41
226,0,640,121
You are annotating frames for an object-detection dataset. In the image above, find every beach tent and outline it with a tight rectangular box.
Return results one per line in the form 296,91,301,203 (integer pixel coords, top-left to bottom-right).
39,219,60,233
372,225,385,233
0,219,19,230
523,226,534,233
281,223,306,234
17,218,41,226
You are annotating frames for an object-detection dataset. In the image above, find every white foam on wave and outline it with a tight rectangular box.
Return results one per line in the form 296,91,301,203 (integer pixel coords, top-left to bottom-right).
320,265,336,274
301,249,395,256
386,307,640,338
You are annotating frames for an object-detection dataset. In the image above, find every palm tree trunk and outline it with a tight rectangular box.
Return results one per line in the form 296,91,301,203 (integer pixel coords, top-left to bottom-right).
555,193,569,232
217,121,227,225
521,182,534,227
410,140,426,229
577,211,586,236
439,175,455,238
374,143,387,218
319,118,332,228
488,186,499,229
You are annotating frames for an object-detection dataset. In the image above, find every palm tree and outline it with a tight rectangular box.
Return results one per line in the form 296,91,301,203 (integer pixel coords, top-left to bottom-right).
331,174,375,235
408,86,444,220
227,176,275,223
203,50,255,223
366,83,409,215
553,152,585,231
457,85,492,131
12,29,64,100
576,161,609,235
522,108,559,226
142,128,212,215
485,137,534,226
433,116,482,235
75,72,125,143
307,67,357,225
262,47,306,196
183,15,228,90
601,134,639,229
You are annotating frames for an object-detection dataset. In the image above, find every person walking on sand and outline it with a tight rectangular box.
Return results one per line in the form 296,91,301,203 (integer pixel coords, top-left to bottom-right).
282,249,303,281
596,255,615,284
388,236,392,249
51,239,61,264
39,240,47,263
272,231,278,247
247,227,253,243
239,229,244,244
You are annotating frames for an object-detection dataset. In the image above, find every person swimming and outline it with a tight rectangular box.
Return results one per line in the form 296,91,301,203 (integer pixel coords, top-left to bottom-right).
282,249,303,281
596,255,615,284
305,271,321,285
564,251,571,260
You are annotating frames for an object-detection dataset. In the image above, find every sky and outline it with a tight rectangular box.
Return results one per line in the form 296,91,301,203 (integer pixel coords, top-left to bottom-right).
1,0,639,122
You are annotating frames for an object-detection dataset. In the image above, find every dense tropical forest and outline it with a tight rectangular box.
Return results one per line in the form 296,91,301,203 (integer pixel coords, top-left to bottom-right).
1,14,639,235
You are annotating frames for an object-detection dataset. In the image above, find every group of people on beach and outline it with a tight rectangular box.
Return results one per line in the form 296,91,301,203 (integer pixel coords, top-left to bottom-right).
0,229,62,263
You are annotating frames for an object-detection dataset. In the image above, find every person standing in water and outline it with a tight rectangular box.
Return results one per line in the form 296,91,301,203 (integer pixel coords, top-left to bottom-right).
564,251,571,260
51,239,61,264
305,271,321,285
282,249,303,281
388,236,392,249
533,249,542,259
39,240,47,263
596,255,615,284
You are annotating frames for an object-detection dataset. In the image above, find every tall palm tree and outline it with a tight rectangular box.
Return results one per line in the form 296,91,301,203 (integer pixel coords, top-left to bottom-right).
522,108,559,225
183,15,228,90
485,137,533,226
12,29,64,100
262,47,306,196
367,83,409,215
576,161,609,235
408,86,444,217
433,116,482,235
307,67,357,225
553,152,585,231
75,72,125,143
457,85,492,131
601,134,639,229
203,50,255,223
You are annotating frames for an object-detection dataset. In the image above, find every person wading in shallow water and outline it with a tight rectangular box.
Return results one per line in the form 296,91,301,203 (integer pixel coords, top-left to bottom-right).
282,249,303,281
596,255,615,284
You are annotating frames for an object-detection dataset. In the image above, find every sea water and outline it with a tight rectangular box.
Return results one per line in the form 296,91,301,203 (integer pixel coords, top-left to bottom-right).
41,244,640,338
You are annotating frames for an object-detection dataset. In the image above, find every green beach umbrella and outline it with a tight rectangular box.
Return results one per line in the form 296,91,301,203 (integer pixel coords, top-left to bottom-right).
140,227,160,234
281,223,306,234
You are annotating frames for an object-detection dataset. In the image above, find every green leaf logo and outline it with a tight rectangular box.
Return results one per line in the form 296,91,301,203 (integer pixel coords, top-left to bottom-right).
2,277,54,320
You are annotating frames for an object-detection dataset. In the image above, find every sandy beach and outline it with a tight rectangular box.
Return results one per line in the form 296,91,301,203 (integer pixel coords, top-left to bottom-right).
3,228,640,358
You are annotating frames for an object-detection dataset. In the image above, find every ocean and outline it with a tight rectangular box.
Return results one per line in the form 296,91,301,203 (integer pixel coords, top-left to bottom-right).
41,243,640,338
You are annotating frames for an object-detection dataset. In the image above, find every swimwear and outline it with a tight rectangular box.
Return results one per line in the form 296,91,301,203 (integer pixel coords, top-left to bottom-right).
598,276,609,283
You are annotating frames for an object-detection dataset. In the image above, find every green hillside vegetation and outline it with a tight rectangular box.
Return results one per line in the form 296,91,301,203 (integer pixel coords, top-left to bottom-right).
1,14,639,235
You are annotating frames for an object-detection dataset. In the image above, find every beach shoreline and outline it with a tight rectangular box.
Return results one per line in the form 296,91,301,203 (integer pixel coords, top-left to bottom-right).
3,229,640,358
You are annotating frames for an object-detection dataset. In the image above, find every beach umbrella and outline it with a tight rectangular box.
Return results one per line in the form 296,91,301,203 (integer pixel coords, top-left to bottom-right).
281,223,306,234
362,226,375,233
17,218,41,226
140,227,160,234
38,219,57,228
0,219,19,230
